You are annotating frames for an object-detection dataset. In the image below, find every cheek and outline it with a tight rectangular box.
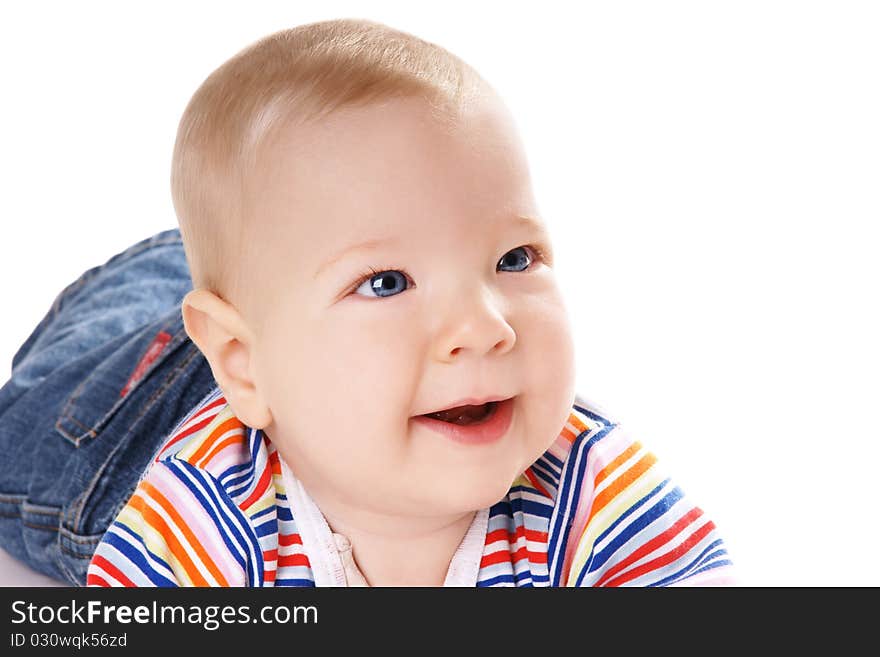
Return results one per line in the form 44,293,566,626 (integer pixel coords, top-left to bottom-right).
519,295,578,435
522,292,576,368
277,315,422,419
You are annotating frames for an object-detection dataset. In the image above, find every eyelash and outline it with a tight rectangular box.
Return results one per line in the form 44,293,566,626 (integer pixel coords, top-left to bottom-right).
349,243,549,293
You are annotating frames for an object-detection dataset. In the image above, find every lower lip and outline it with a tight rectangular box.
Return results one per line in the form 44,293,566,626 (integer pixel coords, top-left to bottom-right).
412,397,515,445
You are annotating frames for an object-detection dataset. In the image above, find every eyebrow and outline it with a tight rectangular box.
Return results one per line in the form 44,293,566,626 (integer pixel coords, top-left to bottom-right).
313,215,548,279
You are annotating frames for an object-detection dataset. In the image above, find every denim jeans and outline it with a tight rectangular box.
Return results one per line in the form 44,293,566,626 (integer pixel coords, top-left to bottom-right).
0,228,219,586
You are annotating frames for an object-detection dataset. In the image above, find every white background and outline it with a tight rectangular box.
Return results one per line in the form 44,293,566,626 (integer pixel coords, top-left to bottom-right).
1,1,877,586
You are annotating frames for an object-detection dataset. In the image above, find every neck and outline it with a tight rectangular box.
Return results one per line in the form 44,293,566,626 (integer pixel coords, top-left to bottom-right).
316,496,477,587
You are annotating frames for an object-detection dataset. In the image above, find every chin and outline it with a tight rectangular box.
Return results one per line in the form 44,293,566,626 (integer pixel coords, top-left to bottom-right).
440,468,520,513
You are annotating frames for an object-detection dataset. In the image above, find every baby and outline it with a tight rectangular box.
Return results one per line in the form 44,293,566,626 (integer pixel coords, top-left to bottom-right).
1,18,734,587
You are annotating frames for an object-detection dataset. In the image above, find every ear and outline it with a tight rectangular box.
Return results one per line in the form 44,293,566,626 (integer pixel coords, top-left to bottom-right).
181,288,273,429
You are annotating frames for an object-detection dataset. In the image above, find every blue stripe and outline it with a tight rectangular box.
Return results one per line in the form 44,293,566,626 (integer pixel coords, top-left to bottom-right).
547,425,612,586
174,460,265,586
102,522,176,587
538,450,565,471
593,478,670,547
685,559,733,580
477,573,516,587
573,404,615,428
225,468,256,497
219,461,251,482
580,484,684,581
169,461,249,573
529,461,559,489
255,519,278,538
250,505,275,521
276,577,316,587
249,428,263,469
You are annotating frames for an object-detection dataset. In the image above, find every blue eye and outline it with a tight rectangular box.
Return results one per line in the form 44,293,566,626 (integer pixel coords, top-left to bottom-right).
497,245,534,273
351,245,543,299
353,269,410,298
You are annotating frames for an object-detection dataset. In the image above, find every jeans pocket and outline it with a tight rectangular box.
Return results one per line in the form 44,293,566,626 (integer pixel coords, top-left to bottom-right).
55,312,191,448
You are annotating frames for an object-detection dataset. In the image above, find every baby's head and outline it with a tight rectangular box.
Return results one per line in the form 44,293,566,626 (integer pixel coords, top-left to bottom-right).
173,19,577,524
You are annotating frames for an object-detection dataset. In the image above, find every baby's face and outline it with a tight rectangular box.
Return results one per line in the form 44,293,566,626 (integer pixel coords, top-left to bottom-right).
247,93,576,520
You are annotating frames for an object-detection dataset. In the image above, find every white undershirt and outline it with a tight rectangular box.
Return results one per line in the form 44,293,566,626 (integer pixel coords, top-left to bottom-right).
279,457,488,587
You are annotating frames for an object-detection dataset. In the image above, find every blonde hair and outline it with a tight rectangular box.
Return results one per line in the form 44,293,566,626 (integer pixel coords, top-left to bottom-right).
170,18,488,321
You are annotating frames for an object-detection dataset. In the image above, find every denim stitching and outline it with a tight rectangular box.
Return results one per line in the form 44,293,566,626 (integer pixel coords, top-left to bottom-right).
20,507,60,516
60,534,104,546
58,414,97,440
56,542,84,585
23,521,59,531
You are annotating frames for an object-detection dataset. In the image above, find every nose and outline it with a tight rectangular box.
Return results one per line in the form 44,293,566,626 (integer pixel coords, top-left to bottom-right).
433,285,516,361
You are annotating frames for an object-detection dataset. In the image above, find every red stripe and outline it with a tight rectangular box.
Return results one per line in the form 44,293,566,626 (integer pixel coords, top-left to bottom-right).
604,520,717,587
523,468,553,499
481,544,548,568
481,545,530,568
154,416,215,462
278,553,311,568
279,533,303,547
484,526,548,546
86,572,110,587
594,507,704,587
154,396,229,461
241,462,272,509
482,524,550,567
268,450,281,475
263,568,276,583
89,554,137,587
263,549,277,563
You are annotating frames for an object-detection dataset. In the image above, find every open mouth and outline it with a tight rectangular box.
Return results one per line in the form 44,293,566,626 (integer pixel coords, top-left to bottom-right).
421,401,500,426
413,397,515,445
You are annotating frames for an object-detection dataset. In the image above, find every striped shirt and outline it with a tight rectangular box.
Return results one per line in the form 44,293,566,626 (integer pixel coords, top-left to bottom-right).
86,387,735,587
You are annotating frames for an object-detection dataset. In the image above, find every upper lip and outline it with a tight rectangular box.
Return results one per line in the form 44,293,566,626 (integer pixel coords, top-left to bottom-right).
417,395,513,416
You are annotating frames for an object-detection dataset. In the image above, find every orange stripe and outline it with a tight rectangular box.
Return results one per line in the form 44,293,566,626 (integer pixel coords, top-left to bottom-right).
595,442,642,488
128,491,209,586
188,417,244,464
586,452,658,526
569,414,588,435
154,397,229,461
560,427,577,444
139,481,231,586
197,434,244,468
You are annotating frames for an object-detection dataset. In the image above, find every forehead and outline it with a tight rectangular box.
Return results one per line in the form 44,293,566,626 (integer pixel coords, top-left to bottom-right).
248,94,540,257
